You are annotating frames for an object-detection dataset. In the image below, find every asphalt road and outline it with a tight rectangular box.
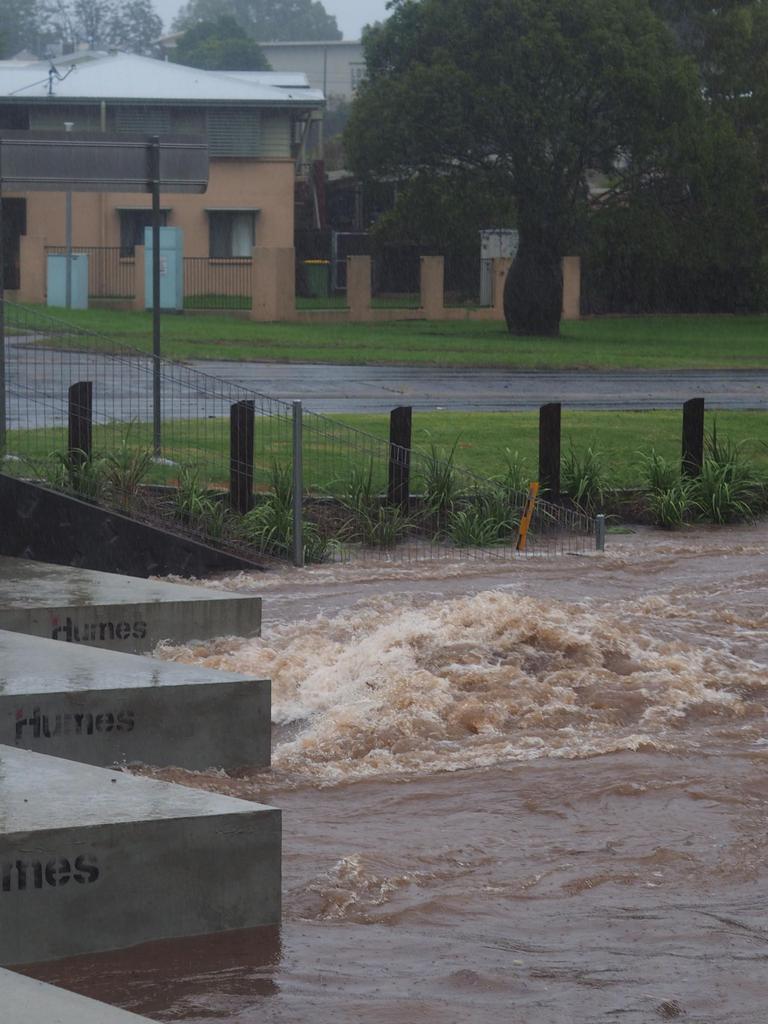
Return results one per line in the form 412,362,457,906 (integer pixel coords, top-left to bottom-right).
6,335,768,429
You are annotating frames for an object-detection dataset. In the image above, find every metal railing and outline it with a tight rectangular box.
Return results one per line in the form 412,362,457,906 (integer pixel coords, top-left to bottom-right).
45,247,135,300
1,301,596,565
183,257,251,310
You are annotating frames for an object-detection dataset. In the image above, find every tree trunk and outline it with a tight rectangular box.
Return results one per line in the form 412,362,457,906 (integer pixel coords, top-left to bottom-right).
503,234,563,337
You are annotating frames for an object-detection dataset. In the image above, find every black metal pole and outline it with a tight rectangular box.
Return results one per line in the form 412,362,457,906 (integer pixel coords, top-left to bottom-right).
538,402,561,502
388,405,412,512
682,397,705,477
229,399,255,514
150,135,161,455
68,381,93,464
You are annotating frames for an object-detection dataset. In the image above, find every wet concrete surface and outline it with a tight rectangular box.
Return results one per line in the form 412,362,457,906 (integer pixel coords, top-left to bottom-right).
1,968,154,1024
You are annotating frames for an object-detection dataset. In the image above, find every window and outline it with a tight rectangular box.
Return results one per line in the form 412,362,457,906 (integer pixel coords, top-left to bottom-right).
119,210,168,257
208,211,256,258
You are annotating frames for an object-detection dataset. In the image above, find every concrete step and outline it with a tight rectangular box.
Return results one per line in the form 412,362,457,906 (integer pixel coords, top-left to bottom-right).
0,555,261,652
0,629,270,771
0,745,281,966
1,967,154,1023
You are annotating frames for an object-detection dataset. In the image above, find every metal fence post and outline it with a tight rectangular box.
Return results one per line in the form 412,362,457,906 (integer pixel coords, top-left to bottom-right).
595,512,606,552
149,134,162,456
538,402,561,502
68,381,93,465
388,405,412,512
229,399,255,514
682,397,705,477
292,400,304,568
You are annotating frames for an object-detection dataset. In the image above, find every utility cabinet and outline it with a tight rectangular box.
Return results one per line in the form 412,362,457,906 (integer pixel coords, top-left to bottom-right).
47,253,89,309
144,226,184,311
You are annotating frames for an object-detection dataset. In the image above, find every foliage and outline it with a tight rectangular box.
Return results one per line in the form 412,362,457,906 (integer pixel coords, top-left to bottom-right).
172,15,270,70
639,448,693,527
345,0,700,335
173,0,341,42
446,487,519,546
39,0,162,55
497,448,530,499
102,436,152,509
561,442,610,514
690,427,763,524
0,0,42,57
421,439,459,518
340,459,413,549
38,448,107,499
239,462,330,563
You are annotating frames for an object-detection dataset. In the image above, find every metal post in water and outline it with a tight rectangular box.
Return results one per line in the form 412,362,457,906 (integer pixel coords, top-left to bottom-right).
595,513,606,552
292,400,304,568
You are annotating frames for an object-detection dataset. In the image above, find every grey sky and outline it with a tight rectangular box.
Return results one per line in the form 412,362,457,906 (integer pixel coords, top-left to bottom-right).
153,0,390,40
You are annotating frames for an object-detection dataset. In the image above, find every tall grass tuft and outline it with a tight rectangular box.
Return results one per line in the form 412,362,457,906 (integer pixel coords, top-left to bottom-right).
561,442,610,515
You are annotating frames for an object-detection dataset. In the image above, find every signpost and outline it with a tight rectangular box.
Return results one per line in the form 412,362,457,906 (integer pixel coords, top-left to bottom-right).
0,131,208,455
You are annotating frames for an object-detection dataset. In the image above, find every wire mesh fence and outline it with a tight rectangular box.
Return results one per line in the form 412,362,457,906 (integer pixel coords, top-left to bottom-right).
1,301,596,566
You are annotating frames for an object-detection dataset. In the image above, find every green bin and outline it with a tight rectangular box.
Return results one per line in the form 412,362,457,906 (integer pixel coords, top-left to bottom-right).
304,259,330,298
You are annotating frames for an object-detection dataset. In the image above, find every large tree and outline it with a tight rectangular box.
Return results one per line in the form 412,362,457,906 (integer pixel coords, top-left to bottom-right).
345,0,701,336
0,0,43,56
40,0,162,55
173,0,342,42
172,16,270,69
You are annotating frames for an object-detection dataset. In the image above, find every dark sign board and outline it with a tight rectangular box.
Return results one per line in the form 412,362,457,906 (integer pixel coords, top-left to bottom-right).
0,131,208,193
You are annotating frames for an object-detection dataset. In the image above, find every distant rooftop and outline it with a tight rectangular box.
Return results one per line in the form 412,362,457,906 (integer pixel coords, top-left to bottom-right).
0,52,324,105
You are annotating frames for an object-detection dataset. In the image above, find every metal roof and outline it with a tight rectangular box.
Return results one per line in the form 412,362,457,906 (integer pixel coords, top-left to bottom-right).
0,53,324,106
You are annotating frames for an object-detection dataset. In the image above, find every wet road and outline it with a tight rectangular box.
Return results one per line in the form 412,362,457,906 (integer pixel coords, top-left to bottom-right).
6,334,768,429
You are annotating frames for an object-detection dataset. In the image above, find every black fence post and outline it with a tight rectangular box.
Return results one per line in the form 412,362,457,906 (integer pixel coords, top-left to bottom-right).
68,381,93,465
538,402,561,502
230,399,255,514
682,398,705,477
388,405,412,511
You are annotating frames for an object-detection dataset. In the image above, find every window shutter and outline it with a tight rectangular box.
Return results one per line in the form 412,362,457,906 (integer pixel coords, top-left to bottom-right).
207,108,262,156
115,107,171,136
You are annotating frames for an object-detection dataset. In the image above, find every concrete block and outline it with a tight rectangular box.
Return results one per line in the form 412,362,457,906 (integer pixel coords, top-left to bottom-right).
0,630,270,771
0,556,261,653
1,967,154,1023
0,746,281,965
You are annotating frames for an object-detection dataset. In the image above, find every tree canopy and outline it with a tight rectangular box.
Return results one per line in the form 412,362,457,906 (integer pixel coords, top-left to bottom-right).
345,0,702,335
0,0,163,58
172,15,270,70
173,0,342,42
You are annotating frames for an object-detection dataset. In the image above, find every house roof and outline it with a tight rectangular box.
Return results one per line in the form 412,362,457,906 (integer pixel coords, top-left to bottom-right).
0,52,324,106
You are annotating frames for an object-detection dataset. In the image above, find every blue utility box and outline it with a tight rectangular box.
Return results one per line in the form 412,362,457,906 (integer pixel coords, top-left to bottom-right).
145,227,184,311
47,253,89,309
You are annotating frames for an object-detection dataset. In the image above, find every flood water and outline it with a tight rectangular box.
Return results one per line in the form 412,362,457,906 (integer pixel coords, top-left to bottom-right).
21,525,768,1023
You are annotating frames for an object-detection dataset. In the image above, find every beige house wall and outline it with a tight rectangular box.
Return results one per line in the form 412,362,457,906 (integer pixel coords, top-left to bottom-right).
10,158,295,258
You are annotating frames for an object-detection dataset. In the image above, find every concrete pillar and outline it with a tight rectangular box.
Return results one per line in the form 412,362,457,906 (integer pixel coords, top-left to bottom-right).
491,256,513,319
561,255,581,320
251,247,295,322
132,244,145,311
420,255,445,318
347,254,371,321
16,235,46,304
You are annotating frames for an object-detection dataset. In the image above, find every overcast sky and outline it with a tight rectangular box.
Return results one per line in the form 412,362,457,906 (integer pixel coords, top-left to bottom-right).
153,0,391,39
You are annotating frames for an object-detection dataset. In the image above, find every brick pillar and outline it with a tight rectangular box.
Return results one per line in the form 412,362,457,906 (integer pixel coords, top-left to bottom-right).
16,235,47,304
347,255,371,321
420,255,445,318
133,245,145,311
561,256,581,320
251,247,295,322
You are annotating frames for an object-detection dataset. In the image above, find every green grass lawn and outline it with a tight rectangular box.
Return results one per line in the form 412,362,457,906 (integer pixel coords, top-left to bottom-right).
6,409,766,492
26,304,768,369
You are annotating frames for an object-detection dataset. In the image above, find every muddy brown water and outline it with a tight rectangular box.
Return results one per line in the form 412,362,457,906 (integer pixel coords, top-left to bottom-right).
20,525,768,1023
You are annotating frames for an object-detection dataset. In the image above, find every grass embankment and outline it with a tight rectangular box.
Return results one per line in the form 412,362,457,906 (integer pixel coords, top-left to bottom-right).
24,305,768,369
7,410,767,492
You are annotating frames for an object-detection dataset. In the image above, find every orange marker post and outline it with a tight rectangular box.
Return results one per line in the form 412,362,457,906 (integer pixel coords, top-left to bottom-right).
515,481,539,553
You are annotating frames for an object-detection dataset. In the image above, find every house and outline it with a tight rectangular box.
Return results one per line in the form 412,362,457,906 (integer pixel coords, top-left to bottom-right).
0,52,324,299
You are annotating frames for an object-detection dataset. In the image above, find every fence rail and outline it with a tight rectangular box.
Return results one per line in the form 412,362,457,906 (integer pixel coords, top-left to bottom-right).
45,246,135,300
1,301,596,565
183,257,251,310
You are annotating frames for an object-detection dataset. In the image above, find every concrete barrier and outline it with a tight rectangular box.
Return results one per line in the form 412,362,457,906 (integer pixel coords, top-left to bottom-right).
0,630,270,771
0,746,281,965
1,968,154,1023
0,556,261,653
